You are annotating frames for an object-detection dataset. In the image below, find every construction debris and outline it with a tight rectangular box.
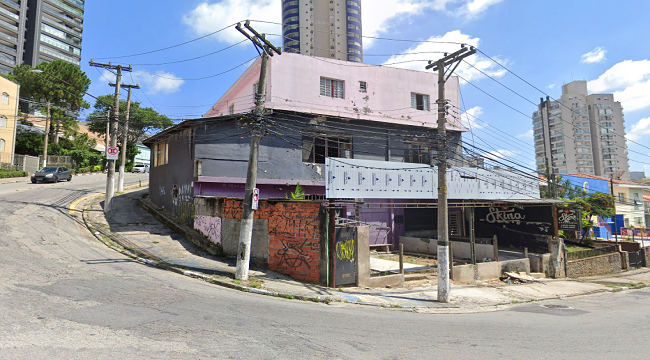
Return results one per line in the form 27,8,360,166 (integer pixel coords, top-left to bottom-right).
500,272,542,284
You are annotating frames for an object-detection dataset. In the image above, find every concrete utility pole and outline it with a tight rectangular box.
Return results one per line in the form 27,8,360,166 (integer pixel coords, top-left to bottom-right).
234,21,282,281
89,61,133,213
42,101,50,168
110,83,140,192
426,45,476,303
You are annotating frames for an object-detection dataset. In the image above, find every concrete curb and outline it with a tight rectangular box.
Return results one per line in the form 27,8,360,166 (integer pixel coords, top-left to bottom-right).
76,189,650,312
79,190,340,306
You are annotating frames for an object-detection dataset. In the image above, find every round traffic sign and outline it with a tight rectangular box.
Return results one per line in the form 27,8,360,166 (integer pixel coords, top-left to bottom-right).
107,146,119,156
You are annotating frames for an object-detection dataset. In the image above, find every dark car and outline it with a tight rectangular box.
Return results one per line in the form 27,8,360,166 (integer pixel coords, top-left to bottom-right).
31,166,72,183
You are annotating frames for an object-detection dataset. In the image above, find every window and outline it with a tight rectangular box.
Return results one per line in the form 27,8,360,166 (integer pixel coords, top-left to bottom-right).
320,77,344,99
618,193,625,203
1,93,7,105
359,81,367,93
411,93,430,111
0,116,5,127
403,141,436,164
229,104,235,115
0,139,4,151
154,142,168,167
302,132,352,163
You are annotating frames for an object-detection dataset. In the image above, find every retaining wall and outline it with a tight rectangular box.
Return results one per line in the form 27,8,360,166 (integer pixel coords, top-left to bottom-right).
566,252,622,278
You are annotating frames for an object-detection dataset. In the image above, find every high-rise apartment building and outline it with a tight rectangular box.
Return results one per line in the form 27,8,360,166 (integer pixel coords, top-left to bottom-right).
532,80,630,180
0,0,84,74
282,0,362,63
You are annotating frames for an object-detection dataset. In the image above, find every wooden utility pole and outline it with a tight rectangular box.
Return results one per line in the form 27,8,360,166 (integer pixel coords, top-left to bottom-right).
110,83,140,192
426,45,476,303
234,21,282,281
89,60,133,213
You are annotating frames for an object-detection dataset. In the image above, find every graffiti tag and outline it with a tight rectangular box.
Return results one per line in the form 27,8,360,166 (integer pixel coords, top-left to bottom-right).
336,240,355,261
277,239,312,268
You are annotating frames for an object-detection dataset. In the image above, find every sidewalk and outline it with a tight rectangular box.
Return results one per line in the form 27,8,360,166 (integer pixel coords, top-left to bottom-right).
82,188,650,313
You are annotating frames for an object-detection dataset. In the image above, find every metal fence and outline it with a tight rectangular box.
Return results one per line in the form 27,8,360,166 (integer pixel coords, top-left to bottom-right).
566,245,618,261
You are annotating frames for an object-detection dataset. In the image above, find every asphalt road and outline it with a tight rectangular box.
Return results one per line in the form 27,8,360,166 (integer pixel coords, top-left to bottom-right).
1,174,650,359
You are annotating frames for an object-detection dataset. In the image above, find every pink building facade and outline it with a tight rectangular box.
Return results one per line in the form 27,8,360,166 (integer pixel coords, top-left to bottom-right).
204,53,464,131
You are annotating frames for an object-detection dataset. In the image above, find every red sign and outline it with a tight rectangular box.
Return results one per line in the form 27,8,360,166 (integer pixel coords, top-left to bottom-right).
252,188,259,210
107,146,119,160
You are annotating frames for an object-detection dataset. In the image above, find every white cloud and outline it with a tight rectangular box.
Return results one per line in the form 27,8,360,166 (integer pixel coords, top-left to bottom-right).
182,0,281,44
587,59,650,112
483,149,518,161
626,116,650,142
182,1,502,49
457,0,504,18
99,68,184,95
548,84,556,89
516,129,534,140
461,106,485,129
580,47,607,64
130,70,185,94
381,30,506,82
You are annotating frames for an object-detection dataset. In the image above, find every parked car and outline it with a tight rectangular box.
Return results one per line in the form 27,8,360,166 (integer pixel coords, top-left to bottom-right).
31,166,72,183
132,164,149,173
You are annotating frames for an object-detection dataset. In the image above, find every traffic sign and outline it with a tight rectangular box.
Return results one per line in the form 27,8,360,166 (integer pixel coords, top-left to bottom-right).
252,188,259,210
107,146,119,160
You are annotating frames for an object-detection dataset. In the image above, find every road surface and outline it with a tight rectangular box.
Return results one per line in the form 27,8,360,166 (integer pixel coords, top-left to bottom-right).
1,174,649,359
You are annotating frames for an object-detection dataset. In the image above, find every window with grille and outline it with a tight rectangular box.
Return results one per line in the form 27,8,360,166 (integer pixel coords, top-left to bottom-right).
302,132,352,163
320,77,344,99
411,93,430,111
0,116,6,127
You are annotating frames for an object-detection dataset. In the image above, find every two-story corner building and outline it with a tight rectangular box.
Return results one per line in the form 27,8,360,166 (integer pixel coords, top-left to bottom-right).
0,76,19,167
145,52,464,244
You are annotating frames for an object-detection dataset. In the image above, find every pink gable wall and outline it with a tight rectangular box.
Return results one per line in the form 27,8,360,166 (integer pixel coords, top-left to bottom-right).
204,53,465,131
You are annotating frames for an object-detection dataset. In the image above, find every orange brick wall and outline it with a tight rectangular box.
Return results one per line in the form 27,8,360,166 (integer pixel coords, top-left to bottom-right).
223,199,323,283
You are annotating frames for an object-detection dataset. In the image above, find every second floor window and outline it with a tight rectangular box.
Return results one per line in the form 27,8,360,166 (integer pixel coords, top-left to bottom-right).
1,93,8,105
302,132,352,163
320,77,344,99
411,93,430,111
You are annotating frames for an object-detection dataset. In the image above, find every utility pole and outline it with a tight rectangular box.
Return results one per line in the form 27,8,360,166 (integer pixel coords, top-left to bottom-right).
611,175,618,244
426,45,476,303
41,101,50,168
110,83,140,192
89,60,133,213
234,21,282,281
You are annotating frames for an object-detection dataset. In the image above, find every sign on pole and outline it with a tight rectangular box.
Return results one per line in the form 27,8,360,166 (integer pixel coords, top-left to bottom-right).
252,188,259,210
107,146,119,160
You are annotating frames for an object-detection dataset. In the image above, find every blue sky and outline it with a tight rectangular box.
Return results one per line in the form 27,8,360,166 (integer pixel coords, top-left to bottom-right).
80,0,650,175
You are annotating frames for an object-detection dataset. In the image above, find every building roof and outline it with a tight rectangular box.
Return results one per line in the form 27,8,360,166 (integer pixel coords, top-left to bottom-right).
567,173,643,186
644,195,650,202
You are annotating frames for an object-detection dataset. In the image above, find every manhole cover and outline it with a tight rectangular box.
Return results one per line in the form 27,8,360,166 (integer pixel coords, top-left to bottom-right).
543,304,569,309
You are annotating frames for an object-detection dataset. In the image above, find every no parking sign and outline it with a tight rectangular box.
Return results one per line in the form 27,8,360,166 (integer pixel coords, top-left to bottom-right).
252,188,259,210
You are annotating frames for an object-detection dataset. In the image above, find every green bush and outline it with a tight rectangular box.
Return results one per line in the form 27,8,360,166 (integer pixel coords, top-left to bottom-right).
0,170,28,179
76,166,91,174
92,164,103,172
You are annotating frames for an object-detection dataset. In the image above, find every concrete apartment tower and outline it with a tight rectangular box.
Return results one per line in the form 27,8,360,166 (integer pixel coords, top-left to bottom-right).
0,0,84,73
533,80,630,180
282,0,362,62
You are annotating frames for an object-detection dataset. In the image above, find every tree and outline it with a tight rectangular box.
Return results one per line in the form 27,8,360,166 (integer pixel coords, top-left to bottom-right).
14,131,43,156
86,94,173,150
5,60,91,142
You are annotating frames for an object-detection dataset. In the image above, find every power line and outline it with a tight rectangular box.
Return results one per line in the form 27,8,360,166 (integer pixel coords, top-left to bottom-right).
93,24,237,60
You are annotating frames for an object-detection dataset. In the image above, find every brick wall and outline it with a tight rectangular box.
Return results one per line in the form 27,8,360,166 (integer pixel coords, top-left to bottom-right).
222,199,324,283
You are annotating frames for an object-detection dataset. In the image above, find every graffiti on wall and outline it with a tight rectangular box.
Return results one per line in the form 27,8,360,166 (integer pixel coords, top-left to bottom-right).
194,215,222,244
159,186,166,197
277,238,313,268
172,183,195,224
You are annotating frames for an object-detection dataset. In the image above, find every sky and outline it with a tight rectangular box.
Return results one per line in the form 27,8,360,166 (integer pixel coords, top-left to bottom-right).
80,0,650,176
